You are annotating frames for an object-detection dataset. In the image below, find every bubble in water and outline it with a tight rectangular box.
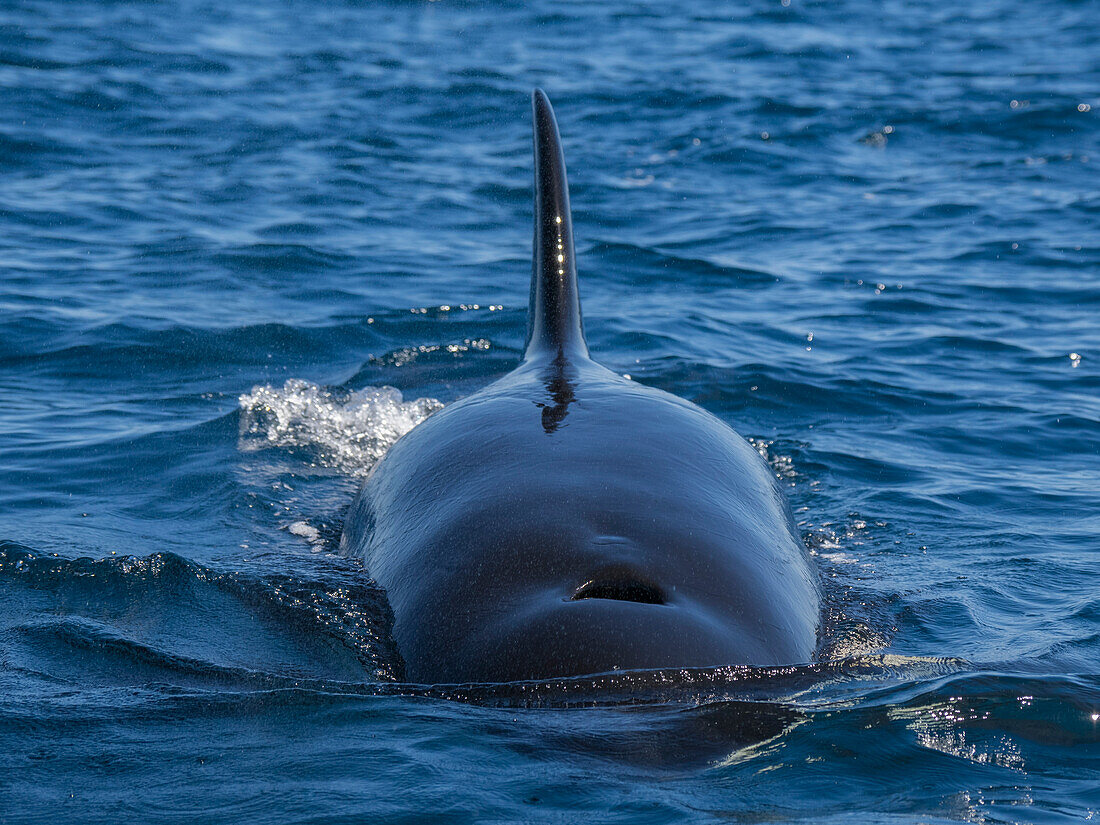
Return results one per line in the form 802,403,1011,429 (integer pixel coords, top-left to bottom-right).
238,379,443,475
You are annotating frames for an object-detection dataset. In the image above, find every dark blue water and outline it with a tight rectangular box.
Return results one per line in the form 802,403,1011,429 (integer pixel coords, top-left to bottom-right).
2,0,1098,821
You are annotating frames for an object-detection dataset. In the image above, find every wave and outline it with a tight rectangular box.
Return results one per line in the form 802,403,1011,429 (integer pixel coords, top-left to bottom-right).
0,543,403,686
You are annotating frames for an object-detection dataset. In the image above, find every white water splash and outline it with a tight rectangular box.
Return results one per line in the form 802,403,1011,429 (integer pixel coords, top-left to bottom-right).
748,437,798,481
238,379,443,476
287,520,324,550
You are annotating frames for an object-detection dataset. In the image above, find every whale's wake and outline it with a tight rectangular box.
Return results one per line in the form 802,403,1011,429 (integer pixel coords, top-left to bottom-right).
238,379,443,476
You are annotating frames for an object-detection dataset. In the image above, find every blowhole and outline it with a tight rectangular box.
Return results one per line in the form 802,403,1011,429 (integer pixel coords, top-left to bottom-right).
570,579,666,605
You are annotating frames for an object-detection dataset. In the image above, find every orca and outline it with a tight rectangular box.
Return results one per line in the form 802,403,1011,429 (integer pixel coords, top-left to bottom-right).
340,90,820,684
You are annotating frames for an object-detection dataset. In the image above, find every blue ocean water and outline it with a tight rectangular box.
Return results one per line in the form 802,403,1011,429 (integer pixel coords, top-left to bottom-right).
2,0,1098,821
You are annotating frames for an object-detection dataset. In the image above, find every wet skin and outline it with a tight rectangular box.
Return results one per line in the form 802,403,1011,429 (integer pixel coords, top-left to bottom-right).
340,91,820,684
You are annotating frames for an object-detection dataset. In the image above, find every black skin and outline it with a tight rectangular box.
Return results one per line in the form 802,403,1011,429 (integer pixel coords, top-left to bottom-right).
339,91,820,684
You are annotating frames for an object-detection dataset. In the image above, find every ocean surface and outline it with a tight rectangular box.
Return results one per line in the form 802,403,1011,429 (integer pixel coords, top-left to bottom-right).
2,0,1098,821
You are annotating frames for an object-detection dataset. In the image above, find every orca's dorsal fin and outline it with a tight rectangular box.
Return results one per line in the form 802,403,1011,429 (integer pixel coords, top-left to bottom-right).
524,89,589,363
